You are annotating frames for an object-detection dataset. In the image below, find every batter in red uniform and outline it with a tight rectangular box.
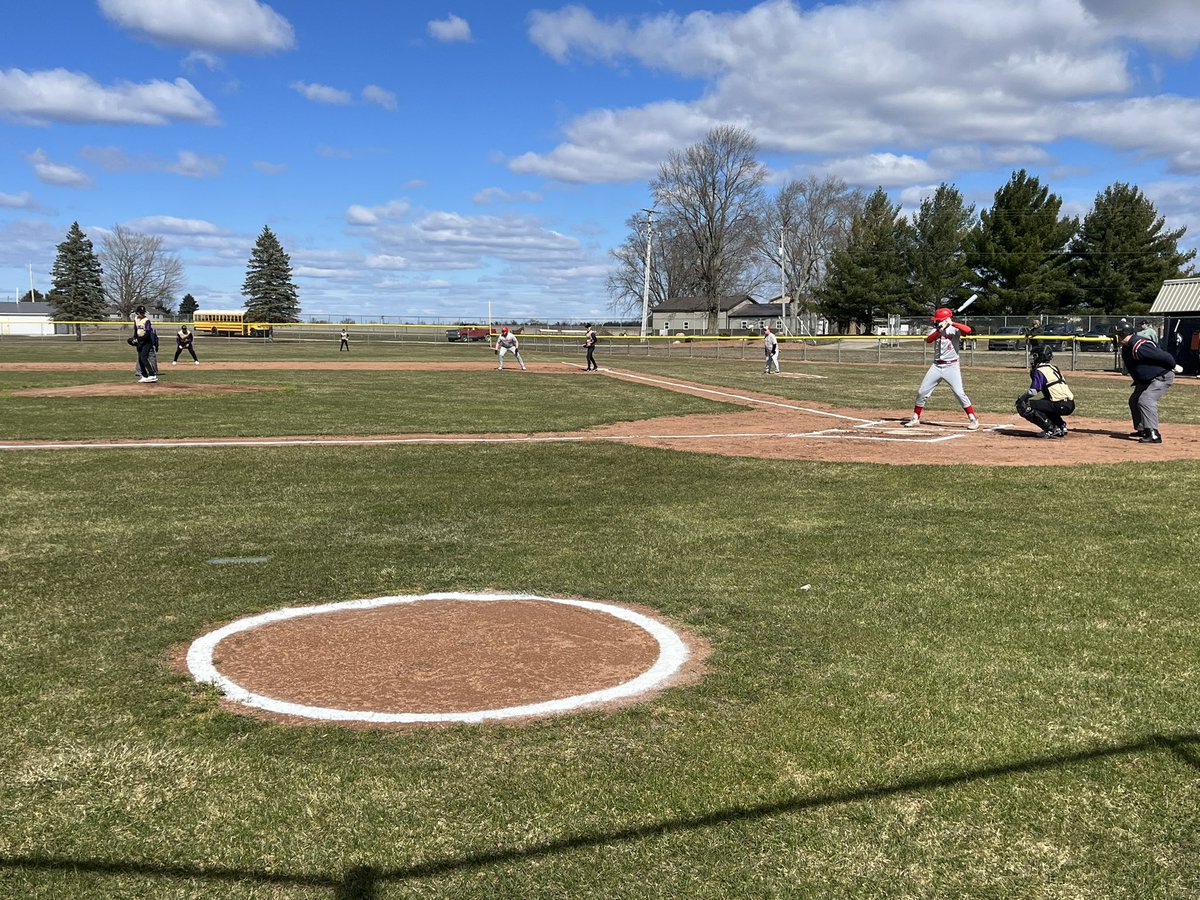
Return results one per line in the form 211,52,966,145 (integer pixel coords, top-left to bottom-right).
903,306,979,430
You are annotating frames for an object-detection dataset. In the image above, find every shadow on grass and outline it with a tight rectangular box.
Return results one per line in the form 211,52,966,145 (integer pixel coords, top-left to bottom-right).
3,732,1196,899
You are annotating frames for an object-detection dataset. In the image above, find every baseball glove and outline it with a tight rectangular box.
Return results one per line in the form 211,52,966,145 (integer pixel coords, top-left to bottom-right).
1014,395,1031,416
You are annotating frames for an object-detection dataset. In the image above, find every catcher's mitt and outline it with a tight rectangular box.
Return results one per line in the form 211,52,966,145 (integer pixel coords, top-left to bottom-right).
1014,395,1031,416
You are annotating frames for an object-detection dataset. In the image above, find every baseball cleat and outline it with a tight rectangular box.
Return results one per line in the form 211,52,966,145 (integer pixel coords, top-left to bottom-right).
967,418,980,430
902,416,921,428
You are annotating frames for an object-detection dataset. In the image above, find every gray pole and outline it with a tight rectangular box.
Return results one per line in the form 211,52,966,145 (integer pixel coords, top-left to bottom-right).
639,208,654,340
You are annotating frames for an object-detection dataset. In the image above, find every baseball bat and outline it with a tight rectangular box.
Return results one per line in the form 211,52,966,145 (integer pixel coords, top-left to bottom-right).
955,293,978,314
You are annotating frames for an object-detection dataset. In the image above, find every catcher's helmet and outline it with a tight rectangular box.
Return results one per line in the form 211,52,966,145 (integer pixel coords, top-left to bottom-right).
932,307,953,322
1031,344,1054,365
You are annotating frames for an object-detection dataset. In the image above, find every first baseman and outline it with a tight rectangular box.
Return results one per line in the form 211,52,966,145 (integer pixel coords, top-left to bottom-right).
904,306,979,429
495,326,526,370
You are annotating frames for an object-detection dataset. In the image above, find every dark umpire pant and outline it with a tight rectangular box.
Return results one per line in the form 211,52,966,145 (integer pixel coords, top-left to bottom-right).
1130,372,1175,431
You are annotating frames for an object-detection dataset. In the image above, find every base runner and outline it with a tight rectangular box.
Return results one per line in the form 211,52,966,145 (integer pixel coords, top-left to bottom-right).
903,306,979,430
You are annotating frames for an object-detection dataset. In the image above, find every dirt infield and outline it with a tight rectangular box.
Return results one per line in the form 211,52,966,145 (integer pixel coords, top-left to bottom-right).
3,359,1197,466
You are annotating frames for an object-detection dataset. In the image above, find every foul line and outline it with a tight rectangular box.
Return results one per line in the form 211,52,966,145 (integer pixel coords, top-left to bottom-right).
186,592,689,724
599,368,875,423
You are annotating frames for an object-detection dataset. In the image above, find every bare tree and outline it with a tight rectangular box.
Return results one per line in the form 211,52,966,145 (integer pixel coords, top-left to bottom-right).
606,211,701,319
651,125,766,332
760,176,865,304
99,225,184,318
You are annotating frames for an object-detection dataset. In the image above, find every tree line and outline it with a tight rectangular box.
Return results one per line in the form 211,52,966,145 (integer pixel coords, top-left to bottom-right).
40,222,301,338
608,126,1196,332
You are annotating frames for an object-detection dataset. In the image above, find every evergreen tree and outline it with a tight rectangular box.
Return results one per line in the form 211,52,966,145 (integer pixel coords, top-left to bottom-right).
48,221,107,341
967,170,1078,315
179,293,199,319
817,187,910,332
242,226,300,323
907,184,976,311
1068,182,1196,314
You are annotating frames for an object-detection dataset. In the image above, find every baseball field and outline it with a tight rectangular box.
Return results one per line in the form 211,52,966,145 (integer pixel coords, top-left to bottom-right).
1,337,1198,898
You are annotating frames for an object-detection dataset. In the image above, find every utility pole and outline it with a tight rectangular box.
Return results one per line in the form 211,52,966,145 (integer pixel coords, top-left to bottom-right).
638,208,654,340
780,229,787,335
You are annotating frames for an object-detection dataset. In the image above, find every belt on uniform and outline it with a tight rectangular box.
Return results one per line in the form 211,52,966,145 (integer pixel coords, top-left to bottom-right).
935,359,959,365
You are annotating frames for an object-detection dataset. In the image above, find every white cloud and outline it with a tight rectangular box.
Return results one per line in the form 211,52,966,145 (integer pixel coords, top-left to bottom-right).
291,81,352,105
0,191,38,210
346,200,411,225
473,187,543,205
167,150,225,178
23,149,93,188
79,145,224,178
253,160,287,176
0,68,217,126
428,14,471,43
515,0,1200,189
124,215,231,236
822,153,943,188
361,84,397,111
98,0,295,53
183,50,224,71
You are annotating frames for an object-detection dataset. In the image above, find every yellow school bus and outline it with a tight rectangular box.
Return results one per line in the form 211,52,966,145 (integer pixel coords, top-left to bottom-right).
192,310,269,337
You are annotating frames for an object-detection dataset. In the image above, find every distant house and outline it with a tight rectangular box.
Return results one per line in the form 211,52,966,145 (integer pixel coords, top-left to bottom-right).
0,301,59,336
1149,277,1200,375
651,294,771,334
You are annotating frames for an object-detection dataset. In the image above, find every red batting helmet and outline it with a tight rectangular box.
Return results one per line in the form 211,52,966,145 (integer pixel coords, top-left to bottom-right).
502,326,509,334
932,307,953,322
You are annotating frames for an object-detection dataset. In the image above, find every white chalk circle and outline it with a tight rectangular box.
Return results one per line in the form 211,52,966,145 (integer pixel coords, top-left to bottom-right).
186,592,690,724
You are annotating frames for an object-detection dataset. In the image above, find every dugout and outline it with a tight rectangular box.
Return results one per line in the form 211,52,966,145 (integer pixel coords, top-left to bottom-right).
1150,278,1200,376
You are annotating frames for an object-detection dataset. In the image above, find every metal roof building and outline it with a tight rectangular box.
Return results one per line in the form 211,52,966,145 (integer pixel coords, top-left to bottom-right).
1149,277,1200,375
1149,277,1200,315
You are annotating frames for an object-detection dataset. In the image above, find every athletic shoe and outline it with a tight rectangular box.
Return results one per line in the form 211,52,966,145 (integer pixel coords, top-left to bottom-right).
1036,429,1055,439
967,418,980,431
194,360,200,365
171,360,177,365
1139,430,1162,444
902,416,921,428
138,376,153,383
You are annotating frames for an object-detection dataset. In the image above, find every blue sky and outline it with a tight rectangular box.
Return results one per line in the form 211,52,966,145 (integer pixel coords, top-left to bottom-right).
3,0,1200,322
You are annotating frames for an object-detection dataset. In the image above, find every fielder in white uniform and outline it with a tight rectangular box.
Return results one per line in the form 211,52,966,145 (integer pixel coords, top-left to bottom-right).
763,326,780,374
904,306,980,430
495,326,526,370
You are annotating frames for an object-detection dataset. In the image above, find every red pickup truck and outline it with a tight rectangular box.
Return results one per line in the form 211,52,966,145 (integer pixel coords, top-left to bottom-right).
445,327,491,342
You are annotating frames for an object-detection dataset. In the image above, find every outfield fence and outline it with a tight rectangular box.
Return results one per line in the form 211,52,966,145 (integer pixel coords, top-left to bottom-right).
0,318,1140,373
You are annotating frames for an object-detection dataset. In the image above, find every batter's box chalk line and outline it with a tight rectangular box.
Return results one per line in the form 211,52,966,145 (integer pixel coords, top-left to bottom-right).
186,592,690,725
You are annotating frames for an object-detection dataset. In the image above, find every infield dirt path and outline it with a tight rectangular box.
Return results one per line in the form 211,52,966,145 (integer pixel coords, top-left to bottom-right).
3,359,1197,466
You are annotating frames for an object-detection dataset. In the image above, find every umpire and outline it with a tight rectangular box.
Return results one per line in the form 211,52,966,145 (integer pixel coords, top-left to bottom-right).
1117,322,1183,444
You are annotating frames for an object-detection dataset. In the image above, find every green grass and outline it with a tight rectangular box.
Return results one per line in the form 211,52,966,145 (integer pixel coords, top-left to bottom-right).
1,348,1198,898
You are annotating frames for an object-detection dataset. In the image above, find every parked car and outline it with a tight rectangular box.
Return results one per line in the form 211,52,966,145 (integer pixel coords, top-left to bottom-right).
1029,324,1076,352
986,325,1027,351
446,326,491,342
1078,326,1115,352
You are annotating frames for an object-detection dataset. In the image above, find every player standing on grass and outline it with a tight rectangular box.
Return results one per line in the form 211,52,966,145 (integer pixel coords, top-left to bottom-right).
495,326,526,370
903,306,979,429
763,325,780,374
338,328,350,352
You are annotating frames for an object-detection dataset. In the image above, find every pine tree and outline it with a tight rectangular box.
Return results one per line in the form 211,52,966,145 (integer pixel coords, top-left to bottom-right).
179,293,199,319
967,170,1077,315
817,187,910,332
48,221,107,341
907,184,976,311
1069,182,1196,314
242,226,300,323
